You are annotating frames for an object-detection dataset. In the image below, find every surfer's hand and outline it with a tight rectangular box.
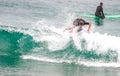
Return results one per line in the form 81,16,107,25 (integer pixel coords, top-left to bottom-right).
87,30,90,33
102,16,105,19
69,29,73,33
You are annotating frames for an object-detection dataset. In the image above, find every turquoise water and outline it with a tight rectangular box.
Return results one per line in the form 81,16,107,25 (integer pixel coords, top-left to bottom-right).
0,0,120,76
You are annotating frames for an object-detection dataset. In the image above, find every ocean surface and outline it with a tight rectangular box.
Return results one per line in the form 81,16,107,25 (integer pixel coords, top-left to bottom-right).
0,0,120,76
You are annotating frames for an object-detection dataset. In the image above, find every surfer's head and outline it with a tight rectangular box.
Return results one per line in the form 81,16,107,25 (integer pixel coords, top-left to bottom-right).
73,18,86,26
100,2,103,7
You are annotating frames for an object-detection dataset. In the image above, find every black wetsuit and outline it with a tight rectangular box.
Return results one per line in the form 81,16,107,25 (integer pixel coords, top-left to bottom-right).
73,18,89,26
95,6,105,19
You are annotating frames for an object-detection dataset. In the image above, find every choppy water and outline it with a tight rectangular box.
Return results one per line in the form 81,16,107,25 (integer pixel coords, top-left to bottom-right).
0,0,120,76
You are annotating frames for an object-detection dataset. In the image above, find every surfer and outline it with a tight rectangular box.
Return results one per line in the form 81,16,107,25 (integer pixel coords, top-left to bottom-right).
64,18,91,32
95,2,105,19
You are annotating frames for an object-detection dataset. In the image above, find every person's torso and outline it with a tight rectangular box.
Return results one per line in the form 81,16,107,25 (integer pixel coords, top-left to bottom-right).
95,6,103,15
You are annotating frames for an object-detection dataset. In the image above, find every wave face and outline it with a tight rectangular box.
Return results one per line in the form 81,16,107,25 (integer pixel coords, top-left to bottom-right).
0,18,120,67
0,26,40,66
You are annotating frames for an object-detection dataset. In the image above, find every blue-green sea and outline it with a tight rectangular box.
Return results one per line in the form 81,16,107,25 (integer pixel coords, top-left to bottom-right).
0,0,120,76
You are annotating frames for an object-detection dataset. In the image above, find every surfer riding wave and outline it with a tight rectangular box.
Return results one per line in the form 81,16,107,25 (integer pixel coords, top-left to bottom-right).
64,18,91,33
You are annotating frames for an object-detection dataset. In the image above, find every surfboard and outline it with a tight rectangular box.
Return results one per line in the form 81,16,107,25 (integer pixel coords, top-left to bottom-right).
80,14,120,18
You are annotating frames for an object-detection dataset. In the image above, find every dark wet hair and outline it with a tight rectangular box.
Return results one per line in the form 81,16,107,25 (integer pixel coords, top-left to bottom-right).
73,18,85,26
100,2,103,5
73,18,89,26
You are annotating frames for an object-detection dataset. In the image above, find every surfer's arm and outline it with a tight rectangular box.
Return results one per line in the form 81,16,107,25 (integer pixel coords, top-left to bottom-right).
64,28,72,31
63,27,73,32
87,23,91,32
101,8,105,19
63,26,75,33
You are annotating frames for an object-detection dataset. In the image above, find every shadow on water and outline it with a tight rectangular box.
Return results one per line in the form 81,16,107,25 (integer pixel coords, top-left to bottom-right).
94,17,104,26
0,55,21,67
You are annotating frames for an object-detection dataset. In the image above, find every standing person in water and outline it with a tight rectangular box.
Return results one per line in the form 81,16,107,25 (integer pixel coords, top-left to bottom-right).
64,18,91,32
95,2,105,19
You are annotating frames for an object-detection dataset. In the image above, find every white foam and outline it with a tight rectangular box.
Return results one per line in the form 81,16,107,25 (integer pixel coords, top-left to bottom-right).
1,18,120,66
22,55,72,64
82,32,120,53
22,55,120,67
78,61,120,67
